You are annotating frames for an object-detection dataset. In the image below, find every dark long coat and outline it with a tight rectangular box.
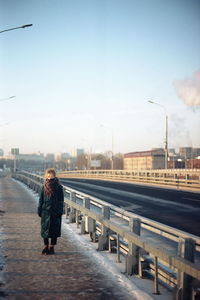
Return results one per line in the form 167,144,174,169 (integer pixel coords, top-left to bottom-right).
38,183,64,239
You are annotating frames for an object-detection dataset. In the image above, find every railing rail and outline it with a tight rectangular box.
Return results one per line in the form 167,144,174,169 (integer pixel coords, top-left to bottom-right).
57,169,200,190
19,171,200,249
13,171,200,299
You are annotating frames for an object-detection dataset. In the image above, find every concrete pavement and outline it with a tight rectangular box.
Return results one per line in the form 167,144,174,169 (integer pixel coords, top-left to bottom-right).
0,176,141,300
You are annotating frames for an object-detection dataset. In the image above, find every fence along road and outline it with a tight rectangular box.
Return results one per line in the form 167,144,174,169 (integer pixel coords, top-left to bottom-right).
13,171,200,300
58,169,200,191
58,177,200,236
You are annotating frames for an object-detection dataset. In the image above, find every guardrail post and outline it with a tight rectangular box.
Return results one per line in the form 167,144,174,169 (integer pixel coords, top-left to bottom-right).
81,197,90,234
69,192,76,223
76,210,80,228
153,256,160,295
186,174,189,185
138,251,143,278
65,203,70,218
126,218,141,275
83,198,96,242
98,206,110,251
27,178,30,187
116,234,121,263
176,237,195,300
89,219,96,242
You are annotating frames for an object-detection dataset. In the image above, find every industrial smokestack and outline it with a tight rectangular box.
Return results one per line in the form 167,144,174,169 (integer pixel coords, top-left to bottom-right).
174,70,200,106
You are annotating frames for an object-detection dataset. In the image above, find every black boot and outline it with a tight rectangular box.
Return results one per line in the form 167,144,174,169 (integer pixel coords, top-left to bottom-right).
49,246,55,255
41,247,49,255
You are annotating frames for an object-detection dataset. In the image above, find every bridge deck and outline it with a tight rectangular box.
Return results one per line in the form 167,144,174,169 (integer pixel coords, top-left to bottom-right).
0,177,150,300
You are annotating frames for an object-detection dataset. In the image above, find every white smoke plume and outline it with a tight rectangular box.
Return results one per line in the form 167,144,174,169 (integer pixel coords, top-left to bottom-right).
169,114,192,150
174,70,200,106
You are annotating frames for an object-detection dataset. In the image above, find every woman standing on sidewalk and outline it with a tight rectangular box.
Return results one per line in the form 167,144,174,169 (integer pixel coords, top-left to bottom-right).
38,168,64,255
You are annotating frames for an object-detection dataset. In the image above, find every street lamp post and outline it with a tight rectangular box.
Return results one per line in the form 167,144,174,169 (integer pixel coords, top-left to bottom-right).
148,100,168,169
0,24,33,34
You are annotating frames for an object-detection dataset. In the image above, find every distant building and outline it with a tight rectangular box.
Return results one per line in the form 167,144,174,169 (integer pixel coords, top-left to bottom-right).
17,153,44,162
168,148,176,155
124,149,165,170
46,153,55,162
71,148,84,157
61,152,71,160
11,148,20,156
193,148,200,158
58,152,70,160
16,153,45,172
0,149,4,156
179,147,193,159
185,157,200,169
167,154,185,169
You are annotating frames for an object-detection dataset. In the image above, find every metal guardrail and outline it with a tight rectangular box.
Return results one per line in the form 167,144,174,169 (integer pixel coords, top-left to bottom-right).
57,169,200,190
13,171,200,300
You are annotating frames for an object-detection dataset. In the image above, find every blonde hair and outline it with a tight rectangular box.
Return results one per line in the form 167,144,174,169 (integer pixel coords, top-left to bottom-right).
44,168,56,179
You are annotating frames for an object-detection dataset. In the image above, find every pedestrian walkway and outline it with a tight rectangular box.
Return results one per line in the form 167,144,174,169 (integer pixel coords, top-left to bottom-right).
0,177,151,300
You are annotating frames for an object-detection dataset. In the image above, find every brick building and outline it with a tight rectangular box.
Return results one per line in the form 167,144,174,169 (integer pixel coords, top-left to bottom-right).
124,149,165,170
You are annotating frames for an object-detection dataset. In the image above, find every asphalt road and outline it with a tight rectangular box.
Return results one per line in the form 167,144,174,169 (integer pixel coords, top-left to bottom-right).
60,178,200,237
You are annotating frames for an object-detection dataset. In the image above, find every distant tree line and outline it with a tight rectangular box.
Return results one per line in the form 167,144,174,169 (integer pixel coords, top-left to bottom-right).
0,153,124,173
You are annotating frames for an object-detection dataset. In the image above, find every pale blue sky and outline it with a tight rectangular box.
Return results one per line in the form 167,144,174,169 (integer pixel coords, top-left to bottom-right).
1,0,200,155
